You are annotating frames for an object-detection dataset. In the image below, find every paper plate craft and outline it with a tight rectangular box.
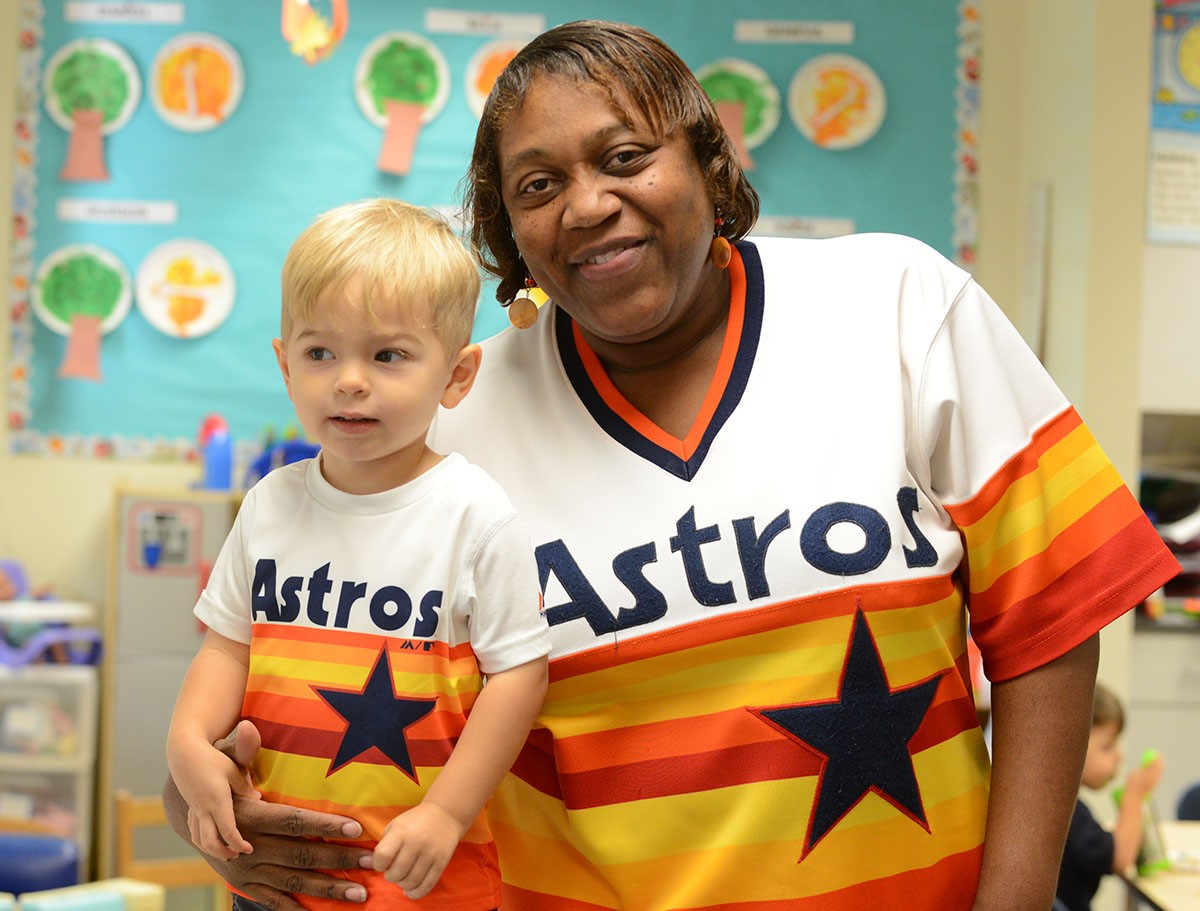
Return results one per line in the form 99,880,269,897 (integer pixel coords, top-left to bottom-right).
465,38,525,119
355,31,450,175
32,244,133,381
788,54,887,150
43,38,141,181
136,239,236,338
281,0,349,65
151,33,244,132
696,58,781,169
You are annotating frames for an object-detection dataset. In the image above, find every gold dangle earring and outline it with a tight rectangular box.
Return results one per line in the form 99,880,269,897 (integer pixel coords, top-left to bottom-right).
506,272,544,330
710,212,732,270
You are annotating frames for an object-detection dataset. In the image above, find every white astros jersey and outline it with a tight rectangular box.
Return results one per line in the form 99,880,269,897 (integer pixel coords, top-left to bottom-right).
429,235,1177,910
195,453,550,911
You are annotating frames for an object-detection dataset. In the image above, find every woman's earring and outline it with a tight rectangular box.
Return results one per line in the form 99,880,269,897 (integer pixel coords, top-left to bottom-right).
710,213,732,270
506,274,543,329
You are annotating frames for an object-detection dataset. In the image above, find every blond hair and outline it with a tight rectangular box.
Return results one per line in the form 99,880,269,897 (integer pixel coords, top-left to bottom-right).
1092,682,1126,733
281,198,481,353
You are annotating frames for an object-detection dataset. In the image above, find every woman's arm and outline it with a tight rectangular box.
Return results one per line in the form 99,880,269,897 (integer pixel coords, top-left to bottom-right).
162,720,373,911
972,634,1099,911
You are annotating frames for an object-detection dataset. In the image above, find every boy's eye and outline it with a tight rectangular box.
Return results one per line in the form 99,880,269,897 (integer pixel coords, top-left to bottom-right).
305,347,332,361
376,350,406,363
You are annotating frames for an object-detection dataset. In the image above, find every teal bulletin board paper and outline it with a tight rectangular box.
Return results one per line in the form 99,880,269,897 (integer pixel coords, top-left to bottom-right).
8,0,979,461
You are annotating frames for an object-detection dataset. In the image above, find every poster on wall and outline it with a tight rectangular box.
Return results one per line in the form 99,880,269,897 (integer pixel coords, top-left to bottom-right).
1149,0,1200,243
7,0,979,462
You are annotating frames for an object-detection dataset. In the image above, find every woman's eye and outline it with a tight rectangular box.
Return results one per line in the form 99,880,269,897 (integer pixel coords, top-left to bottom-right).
519,176,553,196
608,148,644,169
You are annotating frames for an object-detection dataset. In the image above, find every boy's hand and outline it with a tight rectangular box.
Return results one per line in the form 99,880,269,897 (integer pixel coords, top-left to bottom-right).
372,802,465,900
1126,753,1165,802
179,741,259,859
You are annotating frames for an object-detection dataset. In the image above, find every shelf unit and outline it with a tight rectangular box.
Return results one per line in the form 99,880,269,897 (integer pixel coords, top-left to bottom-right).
0,661,98,880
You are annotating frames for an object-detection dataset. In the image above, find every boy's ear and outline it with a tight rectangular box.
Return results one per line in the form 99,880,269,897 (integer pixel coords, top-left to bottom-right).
441,343,482,409
273,338,293,398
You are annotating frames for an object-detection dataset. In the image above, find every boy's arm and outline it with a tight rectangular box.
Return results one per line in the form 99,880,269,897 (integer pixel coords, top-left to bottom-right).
168,629,254,857
372,655,548,898
972,634,1099,911
1111,754,1165,873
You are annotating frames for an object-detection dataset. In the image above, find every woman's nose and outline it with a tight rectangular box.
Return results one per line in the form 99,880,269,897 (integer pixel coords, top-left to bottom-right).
561,176,620,230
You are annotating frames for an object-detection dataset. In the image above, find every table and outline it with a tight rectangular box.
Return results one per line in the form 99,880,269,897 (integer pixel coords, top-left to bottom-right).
1124,821,1200,910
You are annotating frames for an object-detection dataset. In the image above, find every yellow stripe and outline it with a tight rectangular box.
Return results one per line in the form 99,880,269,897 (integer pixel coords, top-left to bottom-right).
259,750,425,805
492,733,988,902
962,443,1122,590
544,596,967,739
247,655,480,699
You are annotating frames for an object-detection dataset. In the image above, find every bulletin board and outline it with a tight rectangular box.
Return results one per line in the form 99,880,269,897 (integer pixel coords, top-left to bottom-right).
7,0,980,461
1148,0,1200,243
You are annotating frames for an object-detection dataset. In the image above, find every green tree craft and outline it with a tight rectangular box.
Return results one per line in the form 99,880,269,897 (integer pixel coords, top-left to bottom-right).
50,48,131,126
40,252,126,381
699,69,773,142
364,39,441,116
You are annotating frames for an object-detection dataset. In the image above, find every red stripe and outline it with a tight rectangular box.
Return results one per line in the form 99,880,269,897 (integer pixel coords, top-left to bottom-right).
509,686,977,809
248,716,458,767
971,515,1179,681
965,485,1153,620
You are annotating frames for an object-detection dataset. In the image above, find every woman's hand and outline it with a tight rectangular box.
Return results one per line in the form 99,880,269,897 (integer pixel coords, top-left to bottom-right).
163,721,373,911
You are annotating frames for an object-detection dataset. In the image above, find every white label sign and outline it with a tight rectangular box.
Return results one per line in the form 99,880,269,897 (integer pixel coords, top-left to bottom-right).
734,20,855,44
57,198,179,225
64,1,184,24
424,8,545,36
751,215,856,239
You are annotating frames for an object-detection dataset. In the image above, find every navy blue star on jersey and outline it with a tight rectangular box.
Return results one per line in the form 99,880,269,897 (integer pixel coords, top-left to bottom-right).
313,647,436,779
754,609,944,856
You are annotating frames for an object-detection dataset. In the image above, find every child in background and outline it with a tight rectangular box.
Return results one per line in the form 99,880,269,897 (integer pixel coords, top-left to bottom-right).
167,198,551,909
1055,682,1165,911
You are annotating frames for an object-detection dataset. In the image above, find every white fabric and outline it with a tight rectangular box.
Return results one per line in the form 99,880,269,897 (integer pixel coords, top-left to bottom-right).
430,234,1069,662
196,453,550,675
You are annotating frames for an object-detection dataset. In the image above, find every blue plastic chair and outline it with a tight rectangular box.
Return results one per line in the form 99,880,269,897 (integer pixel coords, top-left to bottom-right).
1178,782,1200,820
0,832,79,894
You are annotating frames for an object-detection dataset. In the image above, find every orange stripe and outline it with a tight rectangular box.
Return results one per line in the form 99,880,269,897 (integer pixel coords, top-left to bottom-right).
972,517,1179,681
949,406,1081,526
966,486,1150,618
249,624,477,657
498,845,982,911
570,245,747,461
551,574,959,681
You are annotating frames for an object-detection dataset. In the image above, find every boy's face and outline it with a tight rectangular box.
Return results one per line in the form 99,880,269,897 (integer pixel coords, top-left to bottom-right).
1081,720,1124,790
273,278,479,494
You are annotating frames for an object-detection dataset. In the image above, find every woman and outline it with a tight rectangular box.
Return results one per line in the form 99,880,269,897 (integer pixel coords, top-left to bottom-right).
165,20,1178,910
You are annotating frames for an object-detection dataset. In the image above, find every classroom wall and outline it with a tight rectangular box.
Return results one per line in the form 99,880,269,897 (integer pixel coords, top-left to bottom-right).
0,0,1155,826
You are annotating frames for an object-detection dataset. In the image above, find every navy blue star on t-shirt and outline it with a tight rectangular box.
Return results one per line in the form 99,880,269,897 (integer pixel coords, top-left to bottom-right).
313,647,437,780
753,609,944,856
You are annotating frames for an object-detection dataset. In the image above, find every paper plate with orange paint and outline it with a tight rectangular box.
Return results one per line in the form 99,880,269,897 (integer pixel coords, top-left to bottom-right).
151,33,244,132
788,54,886,150
135,239,236,338
465,38,526,119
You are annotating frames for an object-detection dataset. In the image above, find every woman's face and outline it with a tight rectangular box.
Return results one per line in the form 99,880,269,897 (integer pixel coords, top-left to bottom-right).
497,74,717,350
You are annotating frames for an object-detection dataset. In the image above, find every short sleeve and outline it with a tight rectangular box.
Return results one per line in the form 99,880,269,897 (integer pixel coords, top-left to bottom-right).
920,281,1178,682
462,513,552,675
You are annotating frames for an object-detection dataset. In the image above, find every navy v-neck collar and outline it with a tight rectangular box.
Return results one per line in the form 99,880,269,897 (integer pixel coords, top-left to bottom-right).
556,240,764,481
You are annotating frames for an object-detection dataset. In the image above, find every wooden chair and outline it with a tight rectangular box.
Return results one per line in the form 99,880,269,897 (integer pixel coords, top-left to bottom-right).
114,790,228,911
